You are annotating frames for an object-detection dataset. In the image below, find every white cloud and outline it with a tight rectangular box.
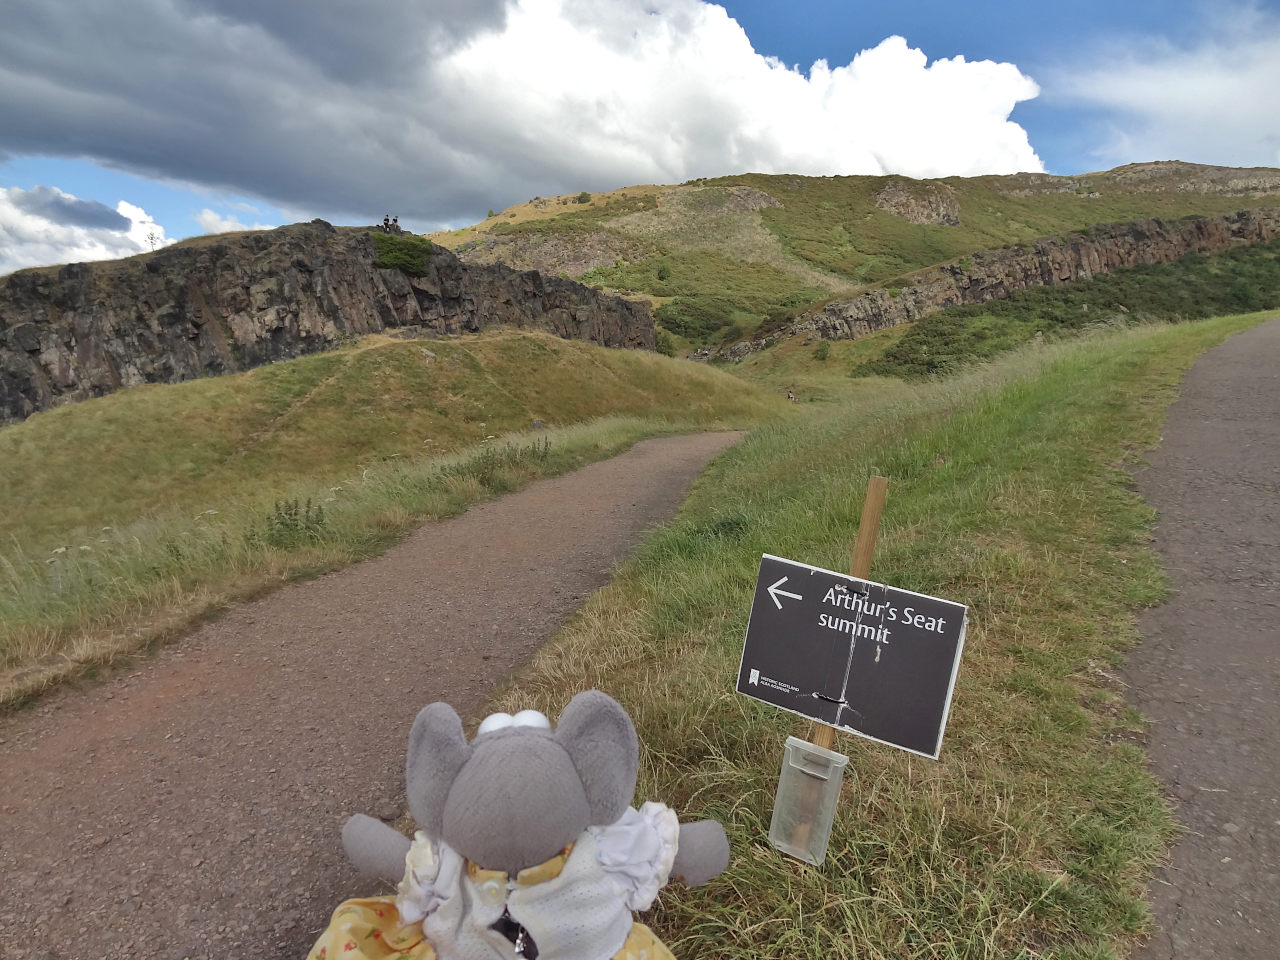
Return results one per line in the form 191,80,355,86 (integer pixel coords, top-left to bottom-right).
434,2,1043,184
0,187,171,276
1057,2,1280,169
0,0,1044,237
194,208,274,233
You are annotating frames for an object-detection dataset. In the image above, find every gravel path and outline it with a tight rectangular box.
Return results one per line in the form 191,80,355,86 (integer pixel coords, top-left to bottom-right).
0,431,743,960
1127,317,1280,959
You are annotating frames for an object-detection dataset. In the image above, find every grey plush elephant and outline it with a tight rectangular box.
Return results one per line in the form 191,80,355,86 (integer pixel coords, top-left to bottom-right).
321,690,730,960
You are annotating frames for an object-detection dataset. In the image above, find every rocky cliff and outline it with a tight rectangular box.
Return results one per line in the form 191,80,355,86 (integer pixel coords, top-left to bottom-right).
0,221,654,424
735,208,1280,355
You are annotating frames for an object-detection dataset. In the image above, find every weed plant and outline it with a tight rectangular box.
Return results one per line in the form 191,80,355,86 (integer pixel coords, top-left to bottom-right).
257,498,328,549
485,312,1269,959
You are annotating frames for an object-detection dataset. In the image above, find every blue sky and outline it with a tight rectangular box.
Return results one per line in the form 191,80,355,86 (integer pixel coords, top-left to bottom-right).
2,0,1278,274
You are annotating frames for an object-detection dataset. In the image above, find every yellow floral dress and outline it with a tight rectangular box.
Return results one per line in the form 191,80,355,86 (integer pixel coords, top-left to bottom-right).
309,804,679,960
306,896,672,960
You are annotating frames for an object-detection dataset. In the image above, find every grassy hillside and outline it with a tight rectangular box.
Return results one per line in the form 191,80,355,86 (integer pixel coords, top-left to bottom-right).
429,162,1280,348
0,330,782,549
0,330,785,704
486,310,1273,959
852,237,1280,378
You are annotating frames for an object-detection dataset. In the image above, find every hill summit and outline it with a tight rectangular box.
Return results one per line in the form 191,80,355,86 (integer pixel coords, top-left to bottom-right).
429,161,1280,350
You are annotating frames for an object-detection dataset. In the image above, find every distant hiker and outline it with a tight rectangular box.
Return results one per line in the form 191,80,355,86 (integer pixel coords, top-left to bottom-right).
382,215,391,232
787,389,797,402
392,216,400,233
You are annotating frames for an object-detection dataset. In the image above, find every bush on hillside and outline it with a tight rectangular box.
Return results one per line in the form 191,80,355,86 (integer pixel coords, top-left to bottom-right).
654,328,677,357
370,231,437,277
655,296,739,342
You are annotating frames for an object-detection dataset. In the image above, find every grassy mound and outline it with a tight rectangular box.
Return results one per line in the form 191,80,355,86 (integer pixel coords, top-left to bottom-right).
1,331,782,549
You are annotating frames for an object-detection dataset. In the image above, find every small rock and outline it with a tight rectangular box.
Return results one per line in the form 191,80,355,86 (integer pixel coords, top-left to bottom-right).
378,805,401,822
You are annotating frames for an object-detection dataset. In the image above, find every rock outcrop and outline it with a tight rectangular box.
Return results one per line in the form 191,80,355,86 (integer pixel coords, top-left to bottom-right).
737,208,1280,353
996,161,1280,198
875,179,960,225
0,221,654,423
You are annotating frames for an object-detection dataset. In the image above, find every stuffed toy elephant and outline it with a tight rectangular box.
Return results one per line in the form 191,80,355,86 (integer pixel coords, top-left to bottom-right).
307,690,730,960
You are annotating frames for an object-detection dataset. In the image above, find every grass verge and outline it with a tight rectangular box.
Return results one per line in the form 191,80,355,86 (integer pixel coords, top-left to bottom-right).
483,312,1268,959
0,326,789,707
0,418,743,708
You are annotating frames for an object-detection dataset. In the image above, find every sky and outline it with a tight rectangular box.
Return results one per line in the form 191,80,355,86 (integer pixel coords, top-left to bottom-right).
2,0,1278,275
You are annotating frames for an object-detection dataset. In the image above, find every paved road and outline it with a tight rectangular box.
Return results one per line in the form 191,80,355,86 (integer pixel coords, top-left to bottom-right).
1127,317,1280,959
0,431,742,960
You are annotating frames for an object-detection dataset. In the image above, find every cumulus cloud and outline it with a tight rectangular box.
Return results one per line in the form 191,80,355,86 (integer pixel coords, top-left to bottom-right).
194,208,275,233
1056,2,1280,169
0,0,1043,231
0,187,169,276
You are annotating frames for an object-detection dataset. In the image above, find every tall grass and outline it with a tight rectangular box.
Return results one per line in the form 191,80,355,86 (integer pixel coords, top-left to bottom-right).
484,313,1268,959
0,417,736,707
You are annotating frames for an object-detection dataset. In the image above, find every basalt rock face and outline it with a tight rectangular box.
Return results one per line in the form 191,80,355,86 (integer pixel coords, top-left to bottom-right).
0,221,654,423
759,208,1280,349
875,179,961,225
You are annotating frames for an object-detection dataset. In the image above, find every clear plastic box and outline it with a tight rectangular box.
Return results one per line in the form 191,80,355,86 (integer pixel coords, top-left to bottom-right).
768,735,850,865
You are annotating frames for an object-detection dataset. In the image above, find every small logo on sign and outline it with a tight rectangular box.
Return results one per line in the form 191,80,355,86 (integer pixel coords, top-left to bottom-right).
749,668,760,686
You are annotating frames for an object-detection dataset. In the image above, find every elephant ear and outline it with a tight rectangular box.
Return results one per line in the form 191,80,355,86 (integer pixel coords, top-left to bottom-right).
405,702,471,837
554,690,639,825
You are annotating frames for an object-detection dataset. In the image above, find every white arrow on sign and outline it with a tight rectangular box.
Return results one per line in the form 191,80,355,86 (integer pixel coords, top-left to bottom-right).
767,576,804,610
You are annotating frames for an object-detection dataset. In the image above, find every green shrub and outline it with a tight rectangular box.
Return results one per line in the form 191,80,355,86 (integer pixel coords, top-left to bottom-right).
654,328,677,357
576,191,591,204
720,322,745,345
655,297,738,342
813,341,831,361
370,232,437,277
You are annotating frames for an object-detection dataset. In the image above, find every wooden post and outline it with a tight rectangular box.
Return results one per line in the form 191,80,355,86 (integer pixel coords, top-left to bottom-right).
785,476,890,860
809,475,889,750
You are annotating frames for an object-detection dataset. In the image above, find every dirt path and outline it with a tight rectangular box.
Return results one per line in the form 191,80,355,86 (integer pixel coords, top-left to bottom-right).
0,431,743,960
1127,317,1280,959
